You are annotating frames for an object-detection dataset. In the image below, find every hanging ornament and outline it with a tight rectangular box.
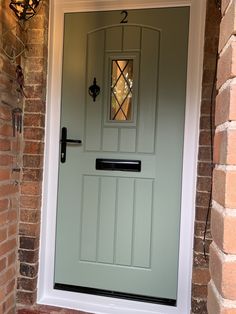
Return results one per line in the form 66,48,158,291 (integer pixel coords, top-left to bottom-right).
9,0,42,21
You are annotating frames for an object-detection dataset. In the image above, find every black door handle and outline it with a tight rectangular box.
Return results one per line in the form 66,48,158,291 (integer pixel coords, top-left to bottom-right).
60,127,82,163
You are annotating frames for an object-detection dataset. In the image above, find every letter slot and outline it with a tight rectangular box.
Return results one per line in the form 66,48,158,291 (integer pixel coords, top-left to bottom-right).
96,159,141,172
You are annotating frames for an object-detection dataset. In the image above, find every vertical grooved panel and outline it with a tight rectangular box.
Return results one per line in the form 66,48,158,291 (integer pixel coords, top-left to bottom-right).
80,176,99,261
97,177,116,263
115,178,134,265
106,27,122,51
95,178,102,261
123,26,141,50
120,128,136,152
133,179,153,267
85,30,105,151
102,128,119,151
137,28,159,153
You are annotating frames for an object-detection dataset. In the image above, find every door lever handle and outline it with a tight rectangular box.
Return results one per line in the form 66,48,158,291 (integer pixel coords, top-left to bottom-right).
60,127,82,163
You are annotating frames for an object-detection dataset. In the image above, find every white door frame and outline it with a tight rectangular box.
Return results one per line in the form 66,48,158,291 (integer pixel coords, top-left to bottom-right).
38,0,206,313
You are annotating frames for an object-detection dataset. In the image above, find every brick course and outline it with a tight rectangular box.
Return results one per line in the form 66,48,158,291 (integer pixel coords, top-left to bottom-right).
219,0,236,52
215,83,236,125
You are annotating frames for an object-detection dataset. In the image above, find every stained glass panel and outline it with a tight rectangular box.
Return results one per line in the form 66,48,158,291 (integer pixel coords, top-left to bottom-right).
110,60,133,121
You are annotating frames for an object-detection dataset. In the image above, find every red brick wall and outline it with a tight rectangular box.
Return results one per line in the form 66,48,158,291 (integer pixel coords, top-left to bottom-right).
0,1,24,313
16,1,49,308
191,1,221,313
208,0,236,313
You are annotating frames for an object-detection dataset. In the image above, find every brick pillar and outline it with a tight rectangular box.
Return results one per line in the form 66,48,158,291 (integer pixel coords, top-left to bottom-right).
16,1,49,307
208,1,236,313
192,1,220,313
0,1,26,313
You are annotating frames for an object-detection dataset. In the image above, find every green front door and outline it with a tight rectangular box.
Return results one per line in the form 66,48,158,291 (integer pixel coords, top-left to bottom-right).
55,7,189,305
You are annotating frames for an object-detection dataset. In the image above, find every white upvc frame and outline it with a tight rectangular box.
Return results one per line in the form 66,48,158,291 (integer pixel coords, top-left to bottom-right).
38,0,206,313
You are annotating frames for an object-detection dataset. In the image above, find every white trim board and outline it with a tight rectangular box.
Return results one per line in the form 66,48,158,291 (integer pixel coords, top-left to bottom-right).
38,0,206,313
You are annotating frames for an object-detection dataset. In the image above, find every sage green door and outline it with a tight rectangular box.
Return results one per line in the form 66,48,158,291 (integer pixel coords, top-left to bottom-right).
55,7,189,304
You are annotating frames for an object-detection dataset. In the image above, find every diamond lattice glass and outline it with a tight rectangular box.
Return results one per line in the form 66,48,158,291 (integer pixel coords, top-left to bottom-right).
110,60,133,121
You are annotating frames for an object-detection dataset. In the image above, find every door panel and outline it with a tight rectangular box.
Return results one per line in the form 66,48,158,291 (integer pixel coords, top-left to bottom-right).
79,175,153,267
55,7,189,304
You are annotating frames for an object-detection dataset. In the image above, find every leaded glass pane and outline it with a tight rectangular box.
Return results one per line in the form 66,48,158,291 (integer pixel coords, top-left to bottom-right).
110,60,133,121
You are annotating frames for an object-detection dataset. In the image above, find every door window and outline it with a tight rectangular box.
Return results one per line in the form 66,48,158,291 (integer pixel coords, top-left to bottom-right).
110,59,133,121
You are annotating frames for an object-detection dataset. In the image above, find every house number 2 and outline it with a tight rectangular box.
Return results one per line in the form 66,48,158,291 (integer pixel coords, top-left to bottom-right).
120,10,128,23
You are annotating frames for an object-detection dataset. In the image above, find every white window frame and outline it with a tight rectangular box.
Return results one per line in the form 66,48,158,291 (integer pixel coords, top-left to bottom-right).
38,0,206,313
